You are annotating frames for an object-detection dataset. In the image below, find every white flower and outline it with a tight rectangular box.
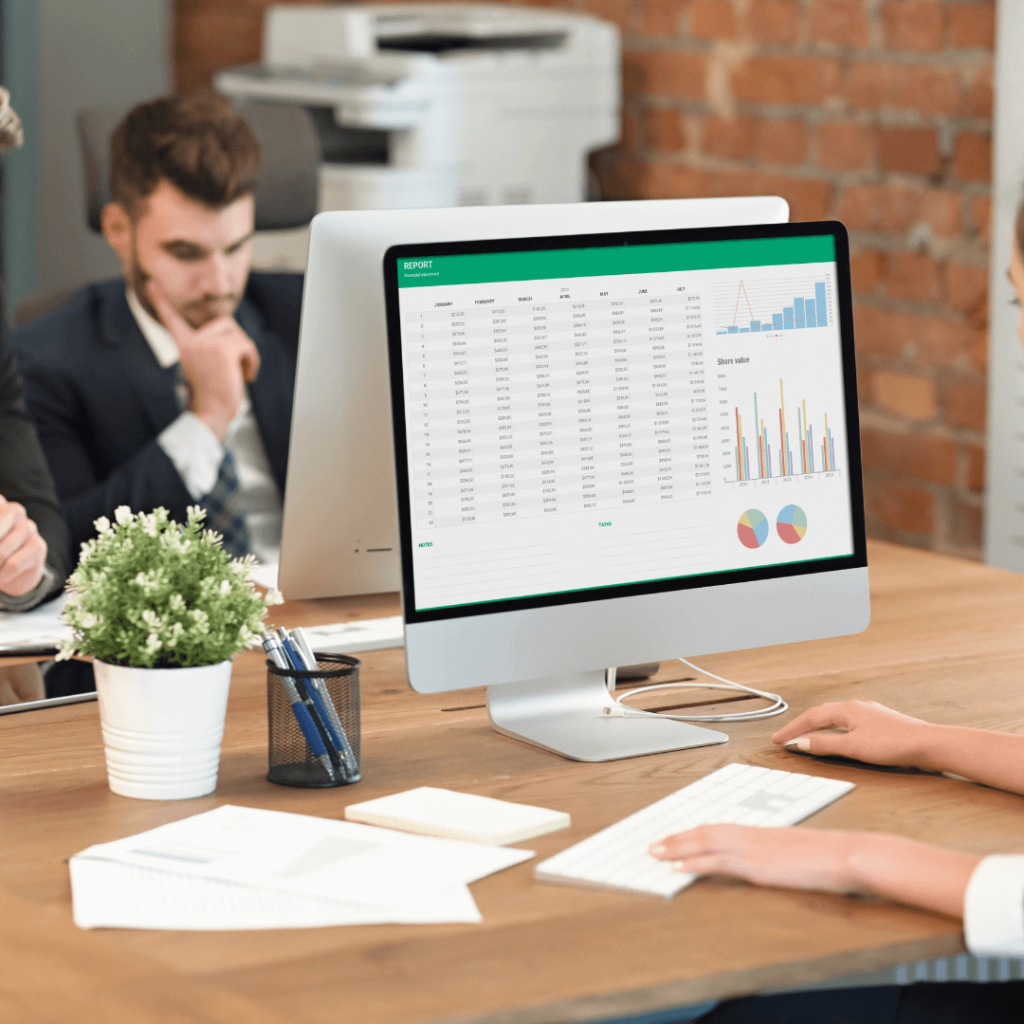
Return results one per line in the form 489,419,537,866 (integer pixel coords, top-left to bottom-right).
94,516,111,535
265,588,285,606
142,513,159,538
114,506,133,526
219,579,231,596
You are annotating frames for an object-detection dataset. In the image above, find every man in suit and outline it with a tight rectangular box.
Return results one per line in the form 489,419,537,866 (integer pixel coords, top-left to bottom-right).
15,93,301,563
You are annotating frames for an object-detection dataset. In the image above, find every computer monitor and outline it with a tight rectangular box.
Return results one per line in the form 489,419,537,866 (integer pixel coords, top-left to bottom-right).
279,198,789,600
383,220,869,762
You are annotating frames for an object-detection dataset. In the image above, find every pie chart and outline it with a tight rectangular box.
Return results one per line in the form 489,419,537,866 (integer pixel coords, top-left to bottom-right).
737,509,769,549
776,504,807,544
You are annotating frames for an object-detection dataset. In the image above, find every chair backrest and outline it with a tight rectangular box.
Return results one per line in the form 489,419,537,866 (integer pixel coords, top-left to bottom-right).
77,101,320,232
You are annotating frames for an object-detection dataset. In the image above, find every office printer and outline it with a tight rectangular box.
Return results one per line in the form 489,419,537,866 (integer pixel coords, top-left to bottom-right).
216,2,621,220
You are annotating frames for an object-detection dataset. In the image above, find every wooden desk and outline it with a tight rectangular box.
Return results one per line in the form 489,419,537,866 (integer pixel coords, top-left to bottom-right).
2,540,1024,1024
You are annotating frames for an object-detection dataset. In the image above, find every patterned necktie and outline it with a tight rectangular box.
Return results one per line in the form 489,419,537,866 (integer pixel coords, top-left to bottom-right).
204,449,251,559
171,363,250,559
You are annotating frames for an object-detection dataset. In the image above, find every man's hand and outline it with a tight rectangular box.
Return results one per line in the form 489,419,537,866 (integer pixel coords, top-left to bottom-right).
0,495,47,597
148,280,260,441
771,700,936,768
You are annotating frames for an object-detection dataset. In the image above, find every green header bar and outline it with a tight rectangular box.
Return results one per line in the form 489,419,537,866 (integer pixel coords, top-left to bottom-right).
397,235,836,288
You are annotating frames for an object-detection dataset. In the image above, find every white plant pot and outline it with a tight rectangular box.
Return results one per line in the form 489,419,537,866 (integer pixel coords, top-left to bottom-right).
94,659,232,800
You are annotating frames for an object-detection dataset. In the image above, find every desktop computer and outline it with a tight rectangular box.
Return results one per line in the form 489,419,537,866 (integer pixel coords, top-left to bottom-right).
279,198,789,600
382,220,869,761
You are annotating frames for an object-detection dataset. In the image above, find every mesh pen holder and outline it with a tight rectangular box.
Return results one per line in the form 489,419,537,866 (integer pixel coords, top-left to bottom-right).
267,653,362,788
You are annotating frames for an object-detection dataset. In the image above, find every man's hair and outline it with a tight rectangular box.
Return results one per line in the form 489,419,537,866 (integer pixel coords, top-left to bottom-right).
110,93,261,216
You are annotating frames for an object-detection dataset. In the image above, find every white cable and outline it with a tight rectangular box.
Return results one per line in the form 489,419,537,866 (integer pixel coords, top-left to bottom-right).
606,658,788,723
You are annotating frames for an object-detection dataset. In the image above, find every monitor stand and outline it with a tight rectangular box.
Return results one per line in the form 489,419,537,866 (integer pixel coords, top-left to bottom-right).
487,670,729,762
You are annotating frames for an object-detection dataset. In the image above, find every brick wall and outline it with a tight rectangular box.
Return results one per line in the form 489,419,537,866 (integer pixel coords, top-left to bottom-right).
174,0,995,558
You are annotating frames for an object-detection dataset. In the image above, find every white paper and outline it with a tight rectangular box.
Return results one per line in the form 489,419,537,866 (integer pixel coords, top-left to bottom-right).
301,616,405,654
248,561,279,592
70,858,482,930
73,805,532,917
0,592,72,651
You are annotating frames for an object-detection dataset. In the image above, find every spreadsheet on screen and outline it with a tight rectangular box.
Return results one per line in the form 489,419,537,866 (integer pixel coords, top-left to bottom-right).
393,234,856,613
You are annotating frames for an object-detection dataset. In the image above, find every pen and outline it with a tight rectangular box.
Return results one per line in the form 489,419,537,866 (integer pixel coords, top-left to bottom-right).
271,629,341,771
260,632,336,782
291,627,359,779
275,628,353,778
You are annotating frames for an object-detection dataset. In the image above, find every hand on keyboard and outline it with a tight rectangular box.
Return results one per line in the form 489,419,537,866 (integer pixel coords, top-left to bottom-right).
649,823,859,893
534,765,853,899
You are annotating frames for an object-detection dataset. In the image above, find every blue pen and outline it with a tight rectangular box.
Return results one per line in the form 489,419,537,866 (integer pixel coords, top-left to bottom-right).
261,633,336,782
275,628,353,777
290,627,359,780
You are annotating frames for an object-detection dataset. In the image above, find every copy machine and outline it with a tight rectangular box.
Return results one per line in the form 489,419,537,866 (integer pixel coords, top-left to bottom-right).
216,3,621,267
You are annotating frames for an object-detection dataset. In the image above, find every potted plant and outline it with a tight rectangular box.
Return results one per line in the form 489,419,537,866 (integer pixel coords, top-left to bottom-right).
60,505,282,800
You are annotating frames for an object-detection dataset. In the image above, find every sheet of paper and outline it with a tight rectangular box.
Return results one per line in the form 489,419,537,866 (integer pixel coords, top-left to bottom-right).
301,616,405,654
70,858,481,930
74,805,532,910
248,561,279,592
0,592,72,651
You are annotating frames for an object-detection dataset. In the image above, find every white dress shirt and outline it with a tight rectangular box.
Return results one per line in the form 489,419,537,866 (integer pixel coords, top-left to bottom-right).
964,855,1024,957
126,289,283,564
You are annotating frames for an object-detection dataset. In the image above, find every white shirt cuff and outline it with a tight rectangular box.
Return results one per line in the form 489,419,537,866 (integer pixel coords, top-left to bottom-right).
963,855,1024,956
157,412,224,501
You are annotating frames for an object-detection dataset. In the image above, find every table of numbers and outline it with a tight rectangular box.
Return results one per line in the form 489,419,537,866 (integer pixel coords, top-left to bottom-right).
401,284,711,531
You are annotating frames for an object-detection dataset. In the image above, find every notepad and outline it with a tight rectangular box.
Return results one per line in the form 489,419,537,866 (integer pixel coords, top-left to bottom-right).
344,787,571,845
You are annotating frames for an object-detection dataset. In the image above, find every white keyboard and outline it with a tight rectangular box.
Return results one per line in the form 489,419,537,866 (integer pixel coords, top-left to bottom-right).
535,763,854,899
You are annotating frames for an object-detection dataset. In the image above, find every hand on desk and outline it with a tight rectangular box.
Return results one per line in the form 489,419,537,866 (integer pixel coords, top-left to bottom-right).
0,495,48,597
772,699,1024,797
649,826,980,921
771,700,933,767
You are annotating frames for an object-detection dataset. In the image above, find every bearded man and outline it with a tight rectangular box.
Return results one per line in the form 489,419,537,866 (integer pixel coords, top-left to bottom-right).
15,93,301,563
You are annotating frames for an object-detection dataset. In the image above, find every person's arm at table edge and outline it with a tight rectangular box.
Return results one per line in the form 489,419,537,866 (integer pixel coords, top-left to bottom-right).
0,337,68,608
847,833,981,920
772,700,1024,796
651,824,1024,955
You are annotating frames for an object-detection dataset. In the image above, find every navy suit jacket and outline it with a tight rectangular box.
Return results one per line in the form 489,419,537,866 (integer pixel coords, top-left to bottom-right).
15,273,302,558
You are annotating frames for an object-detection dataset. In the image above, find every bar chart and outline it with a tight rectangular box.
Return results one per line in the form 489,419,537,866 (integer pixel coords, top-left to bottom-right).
730,379,839,483
713,277,832,335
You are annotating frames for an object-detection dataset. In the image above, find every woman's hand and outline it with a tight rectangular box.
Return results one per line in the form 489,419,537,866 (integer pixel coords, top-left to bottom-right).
771,700,936,768
650,824,858,893
773,699,1024,796
649,825,980,919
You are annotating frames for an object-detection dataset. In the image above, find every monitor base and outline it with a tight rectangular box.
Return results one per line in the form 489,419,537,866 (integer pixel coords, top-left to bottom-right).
487,670,729,762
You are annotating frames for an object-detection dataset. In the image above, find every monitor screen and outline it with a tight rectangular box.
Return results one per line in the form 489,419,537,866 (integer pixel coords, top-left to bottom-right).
384,223,864,623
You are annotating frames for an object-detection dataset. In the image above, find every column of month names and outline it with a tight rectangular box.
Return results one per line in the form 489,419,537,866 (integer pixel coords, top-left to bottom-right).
404,284,710,530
